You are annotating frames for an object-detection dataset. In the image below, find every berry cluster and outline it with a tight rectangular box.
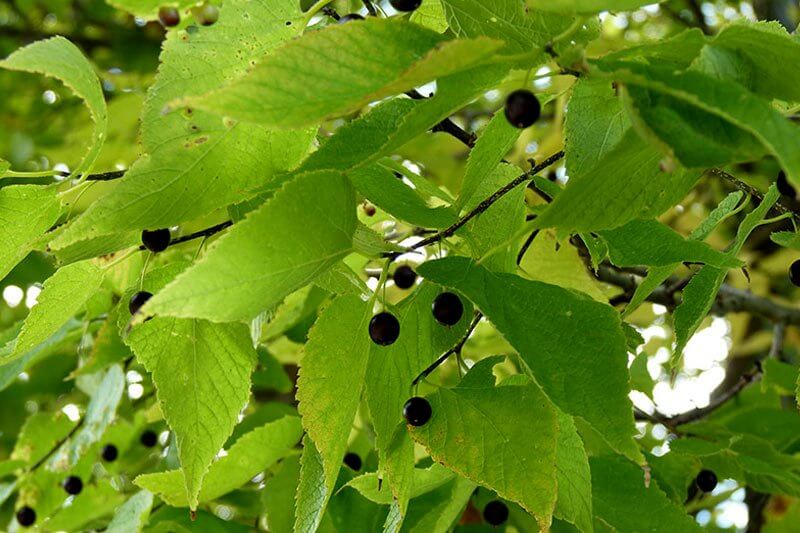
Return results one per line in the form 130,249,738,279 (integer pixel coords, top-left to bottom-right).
14,431,160,527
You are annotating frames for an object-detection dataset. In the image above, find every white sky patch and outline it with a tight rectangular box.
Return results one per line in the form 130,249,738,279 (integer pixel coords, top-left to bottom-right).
25,285,41,309
3,285,24,307
62,404,81,422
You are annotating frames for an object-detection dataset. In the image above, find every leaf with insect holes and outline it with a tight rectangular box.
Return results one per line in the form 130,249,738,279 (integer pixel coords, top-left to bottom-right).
182,18,505,128
50,0,315,249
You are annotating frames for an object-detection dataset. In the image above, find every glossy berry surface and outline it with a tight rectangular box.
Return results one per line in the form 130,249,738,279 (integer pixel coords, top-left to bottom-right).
198,3,219,25
432,292,463,326
140,430,158,448
403,397,432,426
339,13,365,23
790,260,800,287
483,500,509,526
369,312,400,346
141,228,171,252
129,291,153,315
343,452,362,471
101,444,119,462
158,6,180,27
695,469,718,492
63,475,83,495
16,506,36,527
393,265,417,290
504,89,541,129
389,0,422,11
776,171,796,198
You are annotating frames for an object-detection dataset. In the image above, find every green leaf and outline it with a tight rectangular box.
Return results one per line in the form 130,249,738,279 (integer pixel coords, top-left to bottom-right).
418,257,642,463
409,358,559,530
630,352,654,397
457,113,521,209
596,63,800,185
294,436,328,533
106,490,153,533
11,261,103,359
296,295,372,520
554,411,593,533
134,416,302,506
462,163,527,271
518,230,607,302
127,265,257,508
402,476,476,532
771,231,800,250
534,130,702,234
673,186,780,364
184,18,504,128
0,185,62,281
440,0,578,58
693,21,800,102
48,365,125,471
590,456,702,532
410,0,449,33
262,454,300,533
599,219,742,268
51,0,314,248
623,191,746,317
564,79,630,179
107,0,197,19
348,164,457,228
145,171,357,322
299,64,509,173
0,37,107,177
527,0,656,14
346,463,456,505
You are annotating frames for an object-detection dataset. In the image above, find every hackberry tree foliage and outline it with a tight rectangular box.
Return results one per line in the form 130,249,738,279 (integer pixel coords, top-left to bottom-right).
1,0,800,531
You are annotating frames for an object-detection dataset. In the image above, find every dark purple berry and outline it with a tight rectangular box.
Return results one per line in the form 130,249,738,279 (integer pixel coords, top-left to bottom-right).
101,444,118,462
393,265,417,290
483,500,509,526
695,469,718,492
140,430,158,448
343,452,362,471
62,475,83,495
389,0,422,12
403,397,431,426
16,506,36,527
790,260,800,287
505,89,541,129
129,291,153,316
777,171,796,198
369,312,400,346
339,13,365,23
432,292,463,326
141,228,171,252
158,6,181,27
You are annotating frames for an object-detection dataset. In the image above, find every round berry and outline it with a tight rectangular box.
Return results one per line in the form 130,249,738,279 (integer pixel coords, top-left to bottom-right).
403,397,432,427
101,444,119,462
777,171,796,198
369,312,400,346
16,506,36,527
389,0,422,12
695,469,718,493
339,13,365,23
432,292,463,326
343,452,362,471
129,291,153,316
393,265,417,290
141,228,171,252
198,3,219,25
62,475,83,495
158,6,181,27
362,202,376,217
790,260,800,287
140,430,158,448
504,89,541,129
483,500,509,526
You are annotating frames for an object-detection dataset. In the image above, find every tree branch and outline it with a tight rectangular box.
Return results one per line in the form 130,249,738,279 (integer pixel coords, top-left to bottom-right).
412,312,482,387
406,89,477,148
137,220,233,251
410,151,565,250
708,168,800,222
